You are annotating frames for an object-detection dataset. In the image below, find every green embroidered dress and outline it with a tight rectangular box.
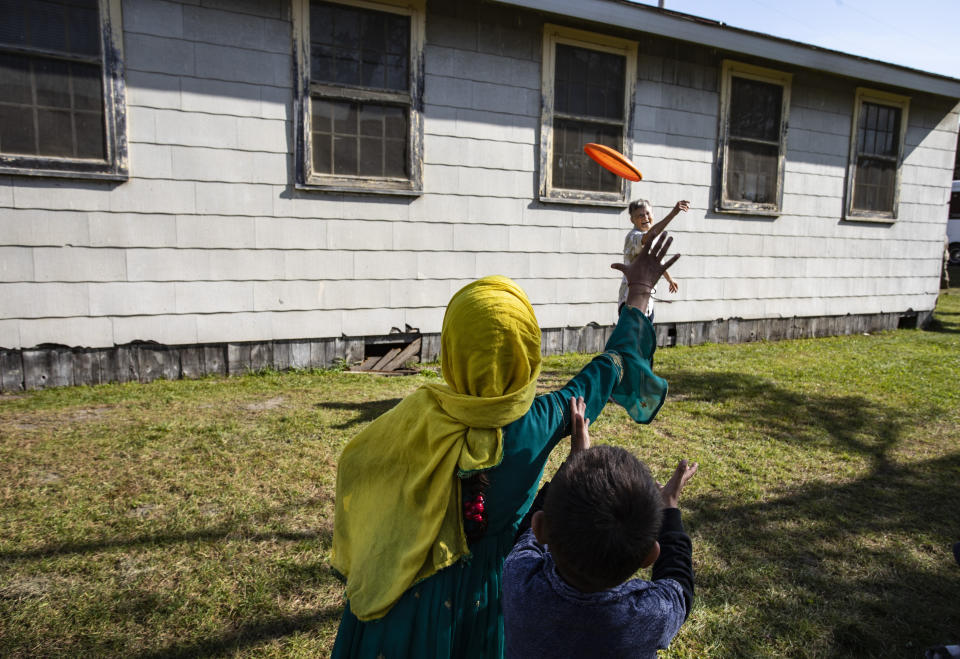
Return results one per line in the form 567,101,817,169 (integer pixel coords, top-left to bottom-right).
332,307,666,658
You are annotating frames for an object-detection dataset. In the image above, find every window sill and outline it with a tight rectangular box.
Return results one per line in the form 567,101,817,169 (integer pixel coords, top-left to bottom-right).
538,193,628,208
295,181,423,197
843,212,896,224
0,163,128,182
715,204,781,218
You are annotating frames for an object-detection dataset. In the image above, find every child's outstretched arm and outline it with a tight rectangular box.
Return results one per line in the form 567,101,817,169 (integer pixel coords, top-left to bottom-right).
653,459,699,622
642,200,689,245
664,271,679,294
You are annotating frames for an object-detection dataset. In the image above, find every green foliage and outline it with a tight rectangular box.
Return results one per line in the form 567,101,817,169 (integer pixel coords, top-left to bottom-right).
1,294,958,657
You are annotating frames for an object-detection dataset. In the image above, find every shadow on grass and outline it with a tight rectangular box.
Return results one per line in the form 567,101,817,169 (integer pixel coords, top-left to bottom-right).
658,367,959,654
687,451,960,656
133,606,343,659
0,527,331,562
666,370,910,472
315,398,403,429
0,497,334,561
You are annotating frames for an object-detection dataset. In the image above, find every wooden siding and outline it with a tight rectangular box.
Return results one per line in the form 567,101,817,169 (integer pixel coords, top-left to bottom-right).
0,308,931,392
0,0,956,360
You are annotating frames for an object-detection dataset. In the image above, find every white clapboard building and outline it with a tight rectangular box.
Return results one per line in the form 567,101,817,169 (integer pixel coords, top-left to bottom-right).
1,0,959,390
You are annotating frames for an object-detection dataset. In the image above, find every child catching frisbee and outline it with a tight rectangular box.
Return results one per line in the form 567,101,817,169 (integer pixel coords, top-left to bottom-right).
618,199,688,319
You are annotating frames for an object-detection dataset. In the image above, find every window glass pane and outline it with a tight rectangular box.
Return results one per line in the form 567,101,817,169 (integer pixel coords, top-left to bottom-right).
858,102,900,158
729,76,782,142
359,136,383,176
75,108,104,158
361,48,386,88
385,13,407,54
311,99,407,178
312,98,334,134
67,3,100,56
313,134,332,173
0,0,29,47
0,104,36,154
949,190,960,219
853,157,896,212
384,135,405,177
331,4,360,50
72,62,102,111
311,45,335,83
310,0,409,91
383,105,405,139
1,52,105,160
334,135,358,175
554,43,624,120
551,117,620,192
0,53,33,104
35,58,71,108
726,140,778,204
334,51,361,86
360,105,383,137
29,1,68,52
333,102,357,135
384,53,407,91
37,108,73,156
953,135,960,180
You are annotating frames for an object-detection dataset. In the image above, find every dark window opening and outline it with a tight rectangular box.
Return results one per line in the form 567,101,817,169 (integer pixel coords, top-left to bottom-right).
308,0,411,182
0,0,106,161
851,101,902,214
725,77,783,205
550,43,626,194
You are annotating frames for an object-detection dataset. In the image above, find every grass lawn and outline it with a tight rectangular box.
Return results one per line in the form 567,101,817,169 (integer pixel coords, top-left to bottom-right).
2,291,959,658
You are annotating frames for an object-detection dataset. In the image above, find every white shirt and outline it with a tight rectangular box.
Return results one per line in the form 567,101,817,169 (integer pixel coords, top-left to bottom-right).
618,228,654,317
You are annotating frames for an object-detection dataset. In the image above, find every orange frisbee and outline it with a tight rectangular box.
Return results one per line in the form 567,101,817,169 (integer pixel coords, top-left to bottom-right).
583,143,642,182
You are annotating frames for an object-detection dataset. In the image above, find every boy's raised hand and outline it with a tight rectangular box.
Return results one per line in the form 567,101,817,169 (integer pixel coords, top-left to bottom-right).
611,232,680,307
673,200,690,214
569,395,590,456
658,459,698,509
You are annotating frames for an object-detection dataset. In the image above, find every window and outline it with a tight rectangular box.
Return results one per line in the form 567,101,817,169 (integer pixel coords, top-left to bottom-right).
845,88,909,221
292,0,424,194
0,0,127,180
717,61,791,215
539,25,637,205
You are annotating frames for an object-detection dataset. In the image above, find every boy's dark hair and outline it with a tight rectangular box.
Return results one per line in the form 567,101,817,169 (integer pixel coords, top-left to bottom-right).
543,445,663,589
628,199,651,215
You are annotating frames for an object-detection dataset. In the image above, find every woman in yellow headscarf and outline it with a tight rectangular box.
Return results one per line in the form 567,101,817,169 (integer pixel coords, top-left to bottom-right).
331,234,679,658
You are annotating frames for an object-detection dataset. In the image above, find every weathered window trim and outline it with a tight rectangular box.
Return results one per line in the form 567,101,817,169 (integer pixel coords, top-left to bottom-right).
716,60,791,216
538,24,637,206
292,0,425,196
843,87,910,223
0,0,128,181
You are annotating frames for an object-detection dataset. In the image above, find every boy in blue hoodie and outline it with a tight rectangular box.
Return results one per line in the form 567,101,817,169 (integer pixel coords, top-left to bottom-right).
502,397,698,659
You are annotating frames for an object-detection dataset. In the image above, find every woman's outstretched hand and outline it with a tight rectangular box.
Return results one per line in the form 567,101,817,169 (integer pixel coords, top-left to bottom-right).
611,232,680,311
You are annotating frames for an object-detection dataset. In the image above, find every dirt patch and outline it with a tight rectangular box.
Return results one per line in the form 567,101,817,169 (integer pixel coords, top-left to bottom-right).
125,504,160,519
63,407,113,423
38,471,62,485
244,396,286,411
0,576,52,599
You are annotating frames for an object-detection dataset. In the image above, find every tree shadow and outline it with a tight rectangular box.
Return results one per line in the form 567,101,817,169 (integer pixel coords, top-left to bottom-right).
0,497,333,561
685,452,960,656
665,370,914,472
133,606,344,658
315,398,403,429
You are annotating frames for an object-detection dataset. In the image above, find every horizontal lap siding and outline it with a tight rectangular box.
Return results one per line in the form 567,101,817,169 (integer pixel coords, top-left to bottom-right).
1,0,623,349
632,39,958,325
0,0,957,352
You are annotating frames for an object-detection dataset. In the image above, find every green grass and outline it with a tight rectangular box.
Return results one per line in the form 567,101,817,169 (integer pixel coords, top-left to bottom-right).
2,292,959,658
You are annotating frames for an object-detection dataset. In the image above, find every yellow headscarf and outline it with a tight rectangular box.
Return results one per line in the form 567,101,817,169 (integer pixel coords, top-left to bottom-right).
331,276,542,621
